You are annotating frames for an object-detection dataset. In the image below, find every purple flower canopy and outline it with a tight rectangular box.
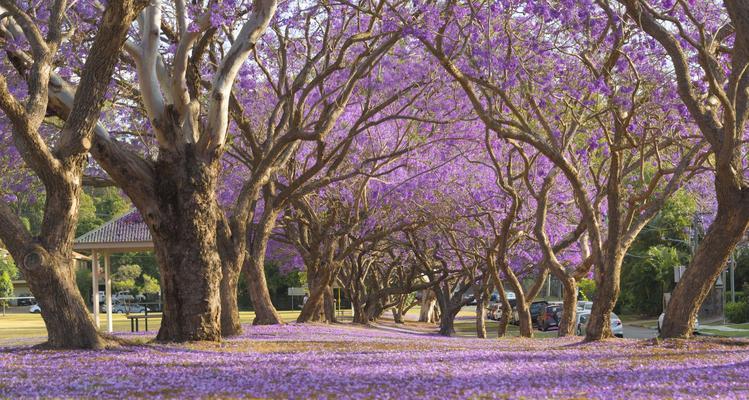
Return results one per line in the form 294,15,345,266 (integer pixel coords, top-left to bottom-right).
1,324,748,399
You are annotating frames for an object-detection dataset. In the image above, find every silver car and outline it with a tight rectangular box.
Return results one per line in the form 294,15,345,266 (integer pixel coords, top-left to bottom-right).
576,311,624,338
657,313,700,335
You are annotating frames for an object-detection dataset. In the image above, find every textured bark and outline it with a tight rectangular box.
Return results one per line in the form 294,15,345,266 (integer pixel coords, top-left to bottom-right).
244,256,283,325
0,0,145,349
324,285,337,323
151,148,223,342
438,307,460,336
217,213,242,337
418,290,438,323
584,252,624,341
662,204,749,337
298,264,331,322
219,259,242,336
476,297,488,339
557,276,578,337
17,246,106,349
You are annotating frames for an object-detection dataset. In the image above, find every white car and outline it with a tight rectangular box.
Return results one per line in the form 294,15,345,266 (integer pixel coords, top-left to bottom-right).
576,311,624,338
576,301,593,312
114,291,135,302
657,313,700,335
29,304,41,313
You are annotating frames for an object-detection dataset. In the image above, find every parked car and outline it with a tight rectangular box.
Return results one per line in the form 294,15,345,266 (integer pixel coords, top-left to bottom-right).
29,304,41,313
657,313,700,335
111,303,146,314
576,301,593,312
462,293,477,306
576,311,624,338
17,294,35,306
489,290,516,303
538,305,563,331
486,303,503,320
113,291,135,302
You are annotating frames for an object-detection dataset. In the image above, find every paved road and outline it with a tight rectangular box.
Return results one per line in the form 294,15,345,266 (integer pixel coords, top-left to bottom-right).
623,324,657,339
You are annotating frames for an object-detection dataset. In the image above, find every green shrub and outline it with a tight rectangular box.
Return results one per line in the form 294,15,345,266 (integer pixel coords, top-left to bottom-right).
725,301,749,324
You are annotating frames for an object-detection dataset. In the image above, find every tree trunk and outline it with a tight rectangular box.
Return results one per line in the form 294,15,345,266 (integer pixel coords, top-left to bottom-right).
557,276,578,337
391,308,404,324
662,204,749,338
298,266,329,322
476,295,487,339
584,253,624,341
145,148,223,342
497,301,510,337
419,290,438,323
516,301,533,337
21,248,107,349
323,285,337,323
215,211,243,337
502,265,533,338
439,307,459,336
219,259,242,336
351,294,367,324
244,208,283,325
244,256,283,325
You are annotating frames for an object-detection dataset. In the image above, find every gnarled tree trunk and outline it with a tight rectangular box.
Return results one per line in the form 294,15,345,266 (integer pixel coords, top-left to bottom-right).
557,276,578,337
418,290,438,323
298,264,331,322
662,203,749,337
151,149,223,342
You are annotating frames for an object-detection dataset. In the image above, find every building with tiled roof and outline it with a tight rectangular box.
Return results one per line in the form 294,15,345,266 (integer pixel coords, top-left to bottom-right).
74,210,153,252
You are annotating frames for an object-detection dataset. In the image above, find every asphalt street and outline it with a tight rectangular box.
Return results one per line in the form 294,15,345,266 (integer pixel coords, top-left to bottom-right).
623,324,658,339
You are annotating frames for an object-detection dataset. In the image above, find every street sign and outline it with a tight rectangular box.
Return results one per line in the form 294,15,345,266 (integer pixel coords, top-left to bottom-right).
287,287,307,296
674,265,686,282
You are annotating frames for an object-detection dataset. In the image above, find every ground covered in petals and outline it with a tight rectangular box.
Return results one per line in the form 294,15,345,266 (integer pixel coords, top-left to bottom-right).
1,324,748,399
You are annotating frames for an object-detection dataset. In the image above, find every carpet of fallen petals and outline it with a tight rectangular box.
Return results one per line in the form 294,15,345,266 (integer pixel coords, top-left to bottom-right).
1,323,748,399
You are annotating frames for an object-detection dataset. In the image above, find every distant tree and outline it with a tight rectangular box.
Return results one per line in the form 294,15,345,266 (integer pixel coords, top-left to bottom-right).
0,271,13,313
140,274,160,295
112,265,141,293
0,254,17,279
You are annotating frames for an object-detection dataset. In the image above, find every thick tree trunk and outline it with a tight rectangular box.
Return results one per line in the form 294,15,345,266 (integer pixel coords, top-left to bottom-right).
216,214,242,337
476,295,487,339
557,276,578,337
439,307,460,336
20,248,107,349
244,256,283,325
497,301,510,337
419,290,438,323
147,149,222,342
662,204,749,338
391,308,404,324
585,253,624,341
298,266,329,322
323,285,337,323
219,259,242,336
516,301,533,337
503,267,533,338
351,293,367,324
244,209,283,325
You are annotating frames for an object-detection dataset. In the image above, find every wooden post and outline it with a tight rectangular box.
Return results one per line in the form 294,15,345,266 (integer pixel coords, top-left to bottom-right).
105,252,113,333
92,251,100,329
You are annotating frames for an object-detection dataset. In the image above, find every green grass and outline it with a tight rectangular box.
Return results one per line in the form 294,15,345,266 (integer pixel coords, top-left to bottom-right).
0,310,305,340
699,328,749,338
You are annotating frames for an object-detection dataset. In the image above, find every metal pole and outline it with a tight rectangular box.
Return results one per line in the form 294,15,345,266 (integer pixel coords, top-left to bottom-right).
731,254,736,303
723,270,727,325
105,253,113,333
92,252,100,329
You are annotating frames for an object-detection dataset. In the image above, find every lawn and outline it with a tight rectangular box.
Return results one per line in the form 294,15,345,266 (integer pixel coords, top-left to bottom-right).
1,323,748,399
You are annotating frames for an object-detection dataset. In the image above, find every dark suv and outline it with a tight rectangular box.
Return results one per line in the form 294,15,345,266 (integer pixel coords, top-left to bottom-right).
538,305,563,331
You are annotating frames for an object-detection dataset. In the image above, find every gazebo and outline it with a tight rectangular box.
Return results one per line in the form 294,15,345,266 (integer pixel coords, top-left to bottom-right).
74,211,152,332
